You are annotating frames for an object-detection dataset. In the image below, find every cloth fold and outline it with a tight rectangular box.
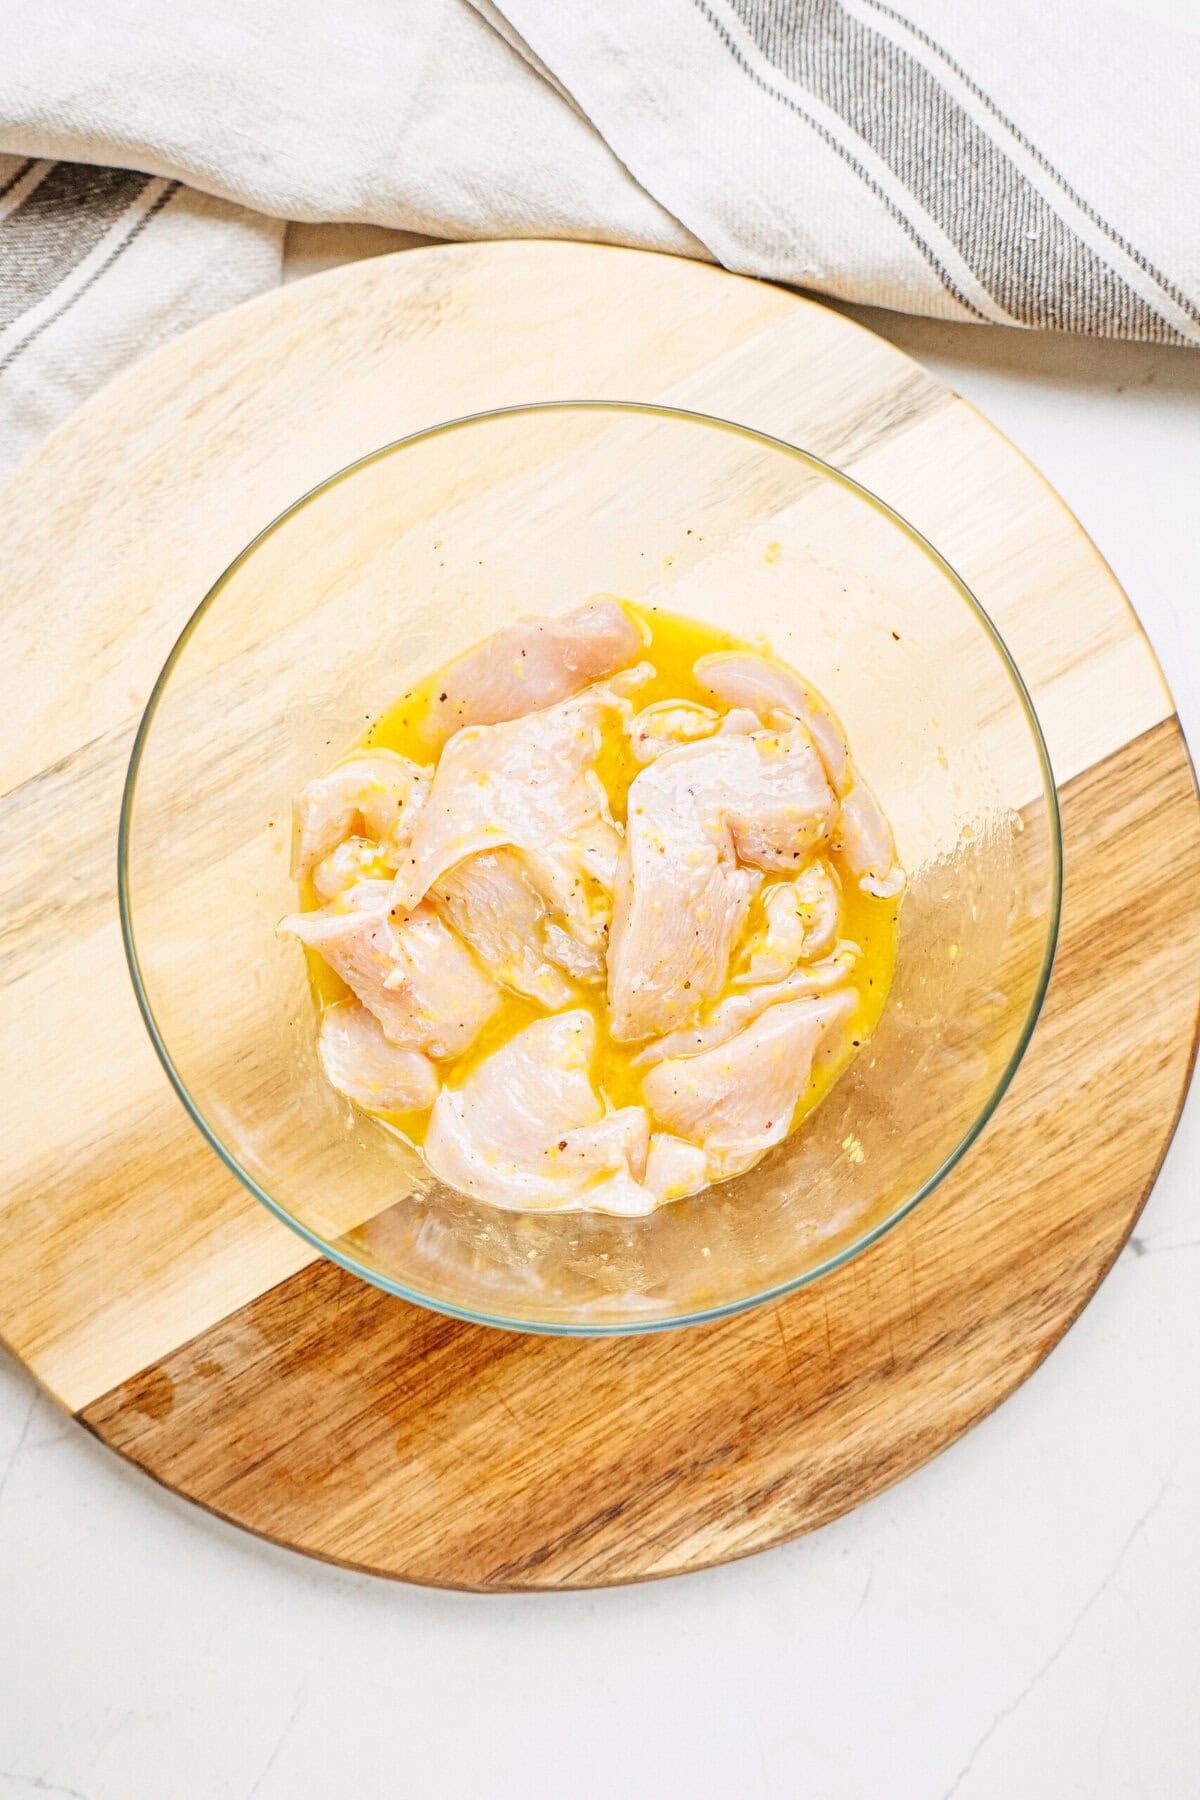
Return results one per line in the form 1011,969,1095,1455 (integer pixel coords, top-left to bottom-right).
1,0,1197,476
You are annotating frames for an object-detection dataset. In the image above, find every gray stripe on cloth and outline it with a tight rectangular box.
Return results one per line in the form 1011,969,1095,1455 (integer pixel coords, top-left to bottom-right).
0,176,179,374
0,163,153,331
0,157,38,204
725,0,1188,343
692,0,988,320
859,0,1200,330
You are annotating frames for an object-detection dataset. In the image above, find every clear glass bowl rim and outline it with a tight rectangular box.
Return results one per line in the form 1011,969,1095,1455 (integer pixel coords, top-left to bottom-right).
118,398,1064,1336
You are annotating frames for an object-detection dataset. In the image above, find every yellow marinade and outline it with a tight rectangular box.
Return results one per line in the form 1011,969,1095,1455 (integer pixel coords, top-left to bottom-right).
305,603,900,1152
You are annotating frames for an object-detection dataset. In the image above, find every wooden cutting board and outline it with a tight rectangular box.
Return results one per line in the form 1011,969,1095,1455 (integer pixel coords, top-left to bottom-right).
1,241,1197,1589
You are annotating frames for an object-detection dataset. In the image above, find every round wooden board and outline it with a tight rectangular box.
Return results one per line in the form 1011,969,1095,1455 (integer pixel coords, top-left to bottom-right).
1,241,1197,1590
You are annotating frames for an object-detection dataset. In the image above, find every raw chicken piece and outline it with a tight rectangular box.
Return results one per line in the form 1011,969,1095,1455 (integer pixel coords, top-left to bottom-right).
312,836,393,901
720,724,838,871
423,1010,655,1214
291,750,431,879
524,813,621,895
280,883,500,1058
696,651,905,898
415,595,643,750
643,991,856,1180
606,728,836,1041
834,783,905,900
520,816,623,985
634,946,858,1066
432,851,578,1010
317,1002,439,1112
644,1133,709,1203
391,686,627,911
627,699,719,763
790,858,843,959
541,923,603,984
736,860,842,983
718,707,765,736
609,661,657,698
696,652,851,794
607,785,757,1044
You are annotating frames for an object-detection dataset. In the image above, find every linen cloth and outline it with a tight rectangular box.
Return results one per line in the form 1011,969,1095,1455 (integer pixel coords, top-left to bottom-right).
1,0,1197,477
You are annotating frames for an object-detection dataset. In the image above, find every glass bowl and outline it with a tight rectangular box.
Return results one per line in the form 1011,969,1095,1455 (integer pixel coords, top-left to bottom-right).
120,401,1060,1334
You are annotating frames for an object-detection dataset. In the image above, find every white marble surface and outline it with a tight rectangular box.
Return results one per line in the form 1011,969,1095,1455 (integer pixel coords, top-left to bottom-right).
2,240,1198,1799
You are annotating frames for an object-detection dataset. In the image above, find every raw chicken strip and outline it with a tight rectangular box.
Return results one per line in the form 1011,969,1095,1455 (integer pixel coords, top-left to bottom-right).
317,1002,439,1112
720,725,838,871
312,836,393,901
644,1133,709,1203
432,851,578,1010
391,686,628,911
292,750,430,879
541,923,603,985
520,816,623,985
627,699,719,763
606,728,836,1041
423,1011,655,1214
718,707,765,736
834,783,905,900
737,861,842,983
696,651,905,898
524,813,622,895
415,595,643,750
635,946,858,1067
607,785,756,1044
280,882,500,1058
609,661,657,699
696,652,851,794
643,991,856,1180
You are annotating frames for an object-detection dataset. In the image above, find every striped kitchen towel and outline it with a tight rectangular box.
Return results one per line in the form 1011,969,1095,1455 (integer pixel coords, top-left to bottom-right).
1,0,1197,478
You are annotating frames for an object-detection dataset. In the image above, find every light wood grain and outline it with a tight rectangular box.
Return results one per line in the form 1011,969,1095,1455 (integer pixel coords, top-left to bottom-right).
0,242,1195,1589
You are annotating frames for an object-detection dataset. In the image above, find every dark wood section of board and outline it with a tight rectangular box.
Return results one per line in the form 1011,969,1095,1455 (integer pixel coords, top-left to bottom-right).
82,720,1200,1590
